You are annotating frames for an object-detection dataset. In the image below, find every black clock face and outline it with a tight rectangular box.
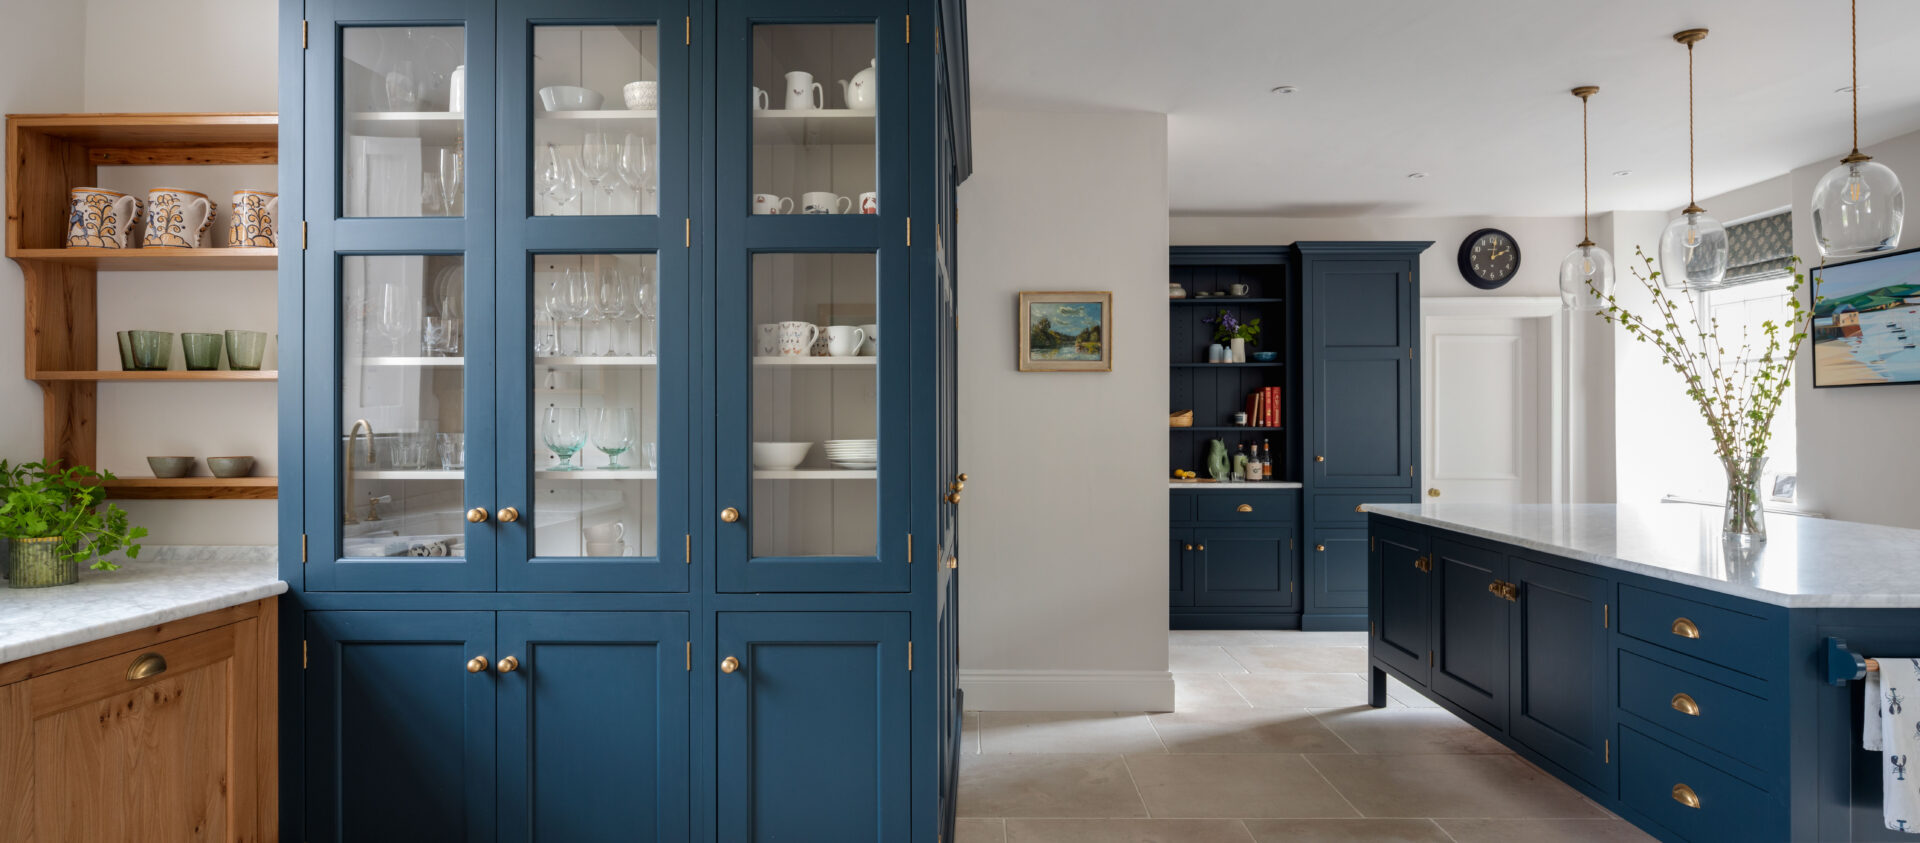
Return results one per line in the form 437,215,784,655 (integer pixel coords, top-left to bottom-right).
1459,228,1521,289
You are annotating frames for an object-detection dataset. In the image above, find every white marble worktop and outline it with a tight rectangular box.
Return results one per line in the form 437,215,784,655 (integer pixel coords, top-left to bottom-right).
0,546,285,665
1361,503,1920,609
1169,481,1304,491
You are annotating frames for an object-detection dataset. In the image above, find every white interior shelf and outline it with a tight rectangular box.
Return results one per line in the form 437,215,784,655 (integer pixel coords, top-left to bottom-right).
535,469,657,480
348,111,463,144
753,109,876,145
754,469,877,480
362,356,464,367
536,109,658,122
752,356,876,367
352,469,463,480
538,356,659,367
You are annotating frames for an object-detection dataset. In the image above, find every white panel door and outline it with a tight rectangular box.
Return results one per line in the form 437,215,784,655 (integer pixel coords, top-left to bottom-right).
1422,314,1547,504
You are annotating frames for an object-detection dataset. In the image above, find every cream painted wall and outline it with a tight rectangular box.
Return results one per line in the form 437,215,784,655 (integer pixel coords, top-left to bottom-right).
957,110,1173,711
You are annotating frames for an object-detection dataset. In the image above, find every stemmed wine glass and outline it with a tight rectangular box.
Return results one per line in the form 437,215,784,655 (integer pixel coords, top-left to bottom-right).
618,133,654,214
579,132,617,214
631,265,658,357
376,280,419,356
439,148,463,216
541,407,589,471
597,268,632,356
591,408,636,469
538,143,583,215
560,267,597,356
533,272,561,356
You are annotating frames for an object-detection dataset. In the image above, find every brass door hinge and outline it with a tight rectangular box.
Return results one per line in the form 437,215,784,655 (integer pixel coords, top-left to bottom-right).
1408,464,1414,477
905,14,910,42
301,533,308,563
685,16,691,45
302,20,308,49
301,220,308,250
1604,603,1609,628
947,554,957,570
1605,739,1610,763
685,534,691,564
906,533,913,564
1370,621,1376,637
685,218,691,247
685,641,691,671
906,217,912,247
302,639,309,669
1408,347,1414,359
1428,649,1434,666
908,641,913,670
1370,536,1375,551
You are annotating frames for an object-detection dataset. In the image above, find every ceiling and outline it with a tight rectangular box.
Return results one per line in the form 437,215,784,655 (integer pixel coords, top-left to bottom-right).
967,0,1920,217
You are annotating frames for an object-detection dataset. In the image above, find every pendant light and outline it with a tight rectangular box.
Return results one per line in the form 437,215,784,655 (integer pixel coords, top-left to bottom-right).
1559,86,1614,311
1657,29,1729,291
1812,0,1904,256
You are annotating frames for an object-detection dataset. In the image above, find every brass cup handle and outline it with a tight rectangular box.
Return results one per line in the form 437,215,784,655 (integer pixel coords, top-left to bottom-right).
1671,617,1701,639
498,507,520,523
1670,693,1700,716
127,652,168,681
497,656,520,673
720,656,741,674
1671,783,1701,809
466,655,489,673
1236,504,1253,513
466,507,489,523
721,507,741,523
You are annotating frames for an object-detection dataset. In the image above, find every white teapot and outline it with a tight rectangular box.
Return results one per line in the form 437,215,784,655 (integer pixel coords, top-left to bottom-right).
839,59,877,111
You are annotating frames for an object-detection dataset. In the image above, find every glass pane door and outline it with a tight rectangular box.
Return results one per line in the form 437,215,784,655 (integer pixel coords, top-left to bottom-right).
749,24,877,216
531,24,661,216
341,26,466,217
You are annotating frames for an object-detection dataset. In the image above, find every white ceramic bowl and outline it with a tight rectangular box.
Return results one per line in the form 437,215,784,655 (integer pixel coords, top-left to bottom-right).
623,81,659,111
539,85,605,112
752,441,813,471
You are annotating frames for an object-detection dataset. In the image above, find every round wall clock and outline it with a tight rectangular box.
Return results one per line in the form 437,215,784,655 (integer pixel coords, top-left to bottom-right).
1458,228,1521,289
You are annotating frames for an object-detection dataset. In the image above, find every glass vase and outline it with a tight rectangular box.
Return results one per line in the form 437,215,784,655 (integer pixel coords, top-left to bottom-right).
8,537,77,588
1721,455,1767,544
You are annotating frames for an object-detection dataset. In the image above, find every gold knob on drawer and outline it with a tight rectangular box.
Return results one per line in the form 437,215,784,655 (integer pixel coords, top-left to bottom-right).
126,652,168,681
466,655,489,673
720,656,740,674
1671,783,1701,809
1670,693,1700,716
497,656,520,673
1671,617,1701,639
498,507,520,523
466,507,489,523
1237,504,1253,513
721,507,740,523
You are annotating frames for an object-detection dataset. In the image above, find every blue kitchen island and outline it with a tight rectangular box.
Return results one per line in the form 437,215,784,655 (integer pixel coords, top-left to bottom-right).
1364,503,1920,843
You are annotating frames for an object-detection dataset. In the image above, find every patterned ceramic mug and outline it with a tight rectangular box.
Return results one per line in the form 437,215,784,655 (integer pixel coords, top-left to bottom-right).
66,187,141,248
756,323,781,356
229,189,279,248
143,187,215,248
775,321,818,357
858,192,879,215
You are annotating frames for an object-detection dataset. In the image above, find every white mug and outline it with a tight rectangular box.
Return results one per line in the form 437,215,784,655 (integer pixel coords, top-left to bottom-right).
752,87,770,111
825,326,868,357
784,71,824,111
584,541,626,557
449,65,466,113
751,194,793,215
143,187,215,248
776,321,818,357
66,187,140,248
801,191,851,215
859,323,879,356
623,80,658,111
857,192,879,215
756,323,780,356
584,521,626,542
229,189,279,248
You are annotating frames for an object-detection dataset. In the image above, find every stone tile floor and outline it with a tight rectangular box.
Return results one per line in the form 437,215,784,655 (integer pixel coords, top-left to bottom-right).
956,630,1658,842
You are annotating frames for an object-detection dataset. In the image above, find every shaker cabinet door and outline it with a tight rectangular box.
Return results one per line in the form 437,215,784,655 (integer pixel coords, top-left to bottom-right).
1192,528,1296,610
1508,558,1611,791
1370,522,1431,684
1430,539,1510,729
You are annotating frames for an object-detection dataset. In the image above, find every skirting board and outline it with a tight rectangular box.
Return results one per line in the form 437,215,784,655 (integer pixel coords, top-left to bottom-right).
959,669,1175,712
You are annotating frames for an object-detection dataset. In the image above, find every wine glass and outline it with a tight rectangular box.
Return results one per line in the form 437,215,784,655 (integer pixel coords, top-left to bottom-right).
420,172,445,216
439,148,463,216
618,133,654,214
560,267,596,356
632,265,658,357
541,407,589,471
535,272,565,356
597,268,631,356
538,144,583,215
376,281,418,356
579,132,617,213
591,408,636,469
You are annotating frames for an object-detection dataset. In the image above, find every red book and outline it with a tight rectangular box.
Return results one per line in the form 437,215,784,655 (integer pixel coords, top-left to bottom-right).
1245,392,1260,427
1266,387,1279,428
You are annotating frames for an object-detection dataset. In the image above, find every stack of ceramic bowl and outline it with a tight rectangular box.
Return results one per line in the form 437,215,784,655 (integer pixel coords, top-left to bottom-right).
822,439,878,470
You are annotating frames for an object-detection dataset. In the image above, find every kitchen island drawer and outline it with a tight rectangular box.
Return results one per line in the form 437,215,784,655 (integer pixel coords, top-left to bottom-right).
1316,493,1413,525
1619,726,1780,842
1618,650,1776,773
1618,585,1775,679
1196,490,1297,523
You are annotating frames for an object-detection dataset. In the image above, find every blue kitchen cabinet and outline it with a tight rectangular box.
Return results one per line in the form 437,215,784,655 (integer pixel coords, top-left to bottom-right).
1430,538,1511,730
1306,528,1368,610
1171,528,1194,606
1300,250,1419,492
1368,521,1430,689
1508,558,1609,790
1192,527,1297,610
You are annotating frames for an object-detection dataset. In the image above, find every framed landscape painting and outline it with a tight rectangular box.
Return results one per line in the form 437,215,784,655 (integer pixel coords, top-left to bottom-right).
1018,291,1112,372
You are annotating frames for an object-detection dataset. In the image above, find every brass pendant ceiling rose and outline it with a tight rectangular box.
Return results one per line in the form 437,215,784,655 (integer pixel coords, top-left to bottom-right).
1672,28,1708,46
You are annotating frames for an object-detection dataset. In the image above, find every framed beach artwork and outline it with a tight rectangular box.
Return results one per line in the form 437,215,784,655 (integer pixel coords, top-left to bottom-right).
1017,291,1112,372
1810,245,1920,388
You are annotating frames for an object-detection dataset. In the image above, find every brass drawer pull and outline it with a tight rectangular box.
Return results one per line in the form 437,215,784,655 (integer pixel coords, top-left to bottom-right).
1671,617,1701,639
1237,503,1253,513
1671,783,1701,809
127,652,168,681
1670,693,1700,716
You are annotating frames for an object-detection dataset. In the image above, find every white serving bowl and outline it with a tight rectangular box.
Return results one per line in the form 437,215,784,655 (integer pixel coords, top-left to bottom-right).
752,441,813,471
623,80,659,111
539,85,605,112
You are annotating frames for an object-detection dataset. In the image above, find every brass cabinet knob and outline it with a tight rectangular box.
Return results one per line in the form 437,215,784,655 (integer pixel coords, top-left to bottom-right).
1236,504,1253,513
1315,455,1325,463
1671,783,1701,809
466,655,489,673
1671,617,1701,639
126,652,168,681
957,473,968,482
497,656,520,673
950,481,964,492
1316,544,1326,552
1670,692,1700,716
947,555,958,570
1196,544,1206,551
721,507,741,523
946,493,962,504
720,656,741,674
466,507,489,523
498,507,520,523
1428,488,1441,498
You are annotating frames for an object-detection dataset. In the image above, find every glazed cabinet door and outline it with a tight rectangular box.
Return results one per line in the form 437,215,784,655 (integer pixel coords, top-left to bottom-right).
712,0,913,592
1508,558,1610,790
497,612,690,841
304,611,496,843
1429,538,1510,729
1369,521,1430,683
495,0,693,592
303,0,501,591
716,612,912,841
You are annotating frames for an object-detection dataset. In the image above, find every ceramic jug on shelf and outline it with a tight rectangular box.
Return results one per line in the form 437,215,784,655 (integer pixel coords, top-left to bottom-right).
838,59,877,111
784,71,824,111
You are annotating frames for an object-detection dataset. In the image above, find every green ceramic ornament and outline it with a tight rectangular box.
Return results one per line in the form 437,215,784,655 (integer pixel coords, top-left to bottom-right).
1206,439,1229,481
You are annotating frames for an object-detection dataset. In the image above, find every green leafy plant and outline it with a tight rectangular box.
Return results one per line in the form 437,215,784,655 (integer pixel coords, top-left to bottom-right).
0,460,147,570
1203,310,1262,345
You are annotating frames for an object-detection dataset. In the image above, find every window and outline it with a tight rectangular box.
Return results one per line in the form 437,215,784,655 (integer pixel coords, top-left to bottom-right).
1665,272,1799,505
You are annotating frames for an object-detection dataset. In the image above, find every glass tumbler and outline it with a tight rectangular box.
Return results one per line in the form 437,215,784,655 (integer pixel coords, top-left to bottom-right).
181,332,225,370
225,330,268,370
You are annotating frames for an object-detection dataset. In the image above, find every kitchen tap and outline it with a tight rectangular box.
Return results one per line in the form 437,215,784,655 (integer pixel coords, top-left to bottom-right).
344,419,375,525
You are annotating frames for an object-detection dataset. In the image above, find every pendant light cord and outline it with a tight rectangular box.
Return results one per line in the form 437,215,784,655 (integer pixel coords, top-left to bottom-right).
1851,0,1860,154
1688,40,1696,205
1582,95,1591,242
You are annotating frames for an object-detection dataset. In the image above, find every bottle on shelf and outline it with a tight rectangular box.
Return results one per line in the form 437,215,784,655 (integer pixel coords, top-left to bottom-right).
1232,443,1248,482
1246,444,1262,483
1262,440,1274,480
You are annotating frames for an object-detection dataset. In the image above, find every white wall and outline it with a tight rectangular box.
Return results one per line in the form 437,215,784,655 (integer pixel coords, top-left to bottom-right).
957,110,1173,711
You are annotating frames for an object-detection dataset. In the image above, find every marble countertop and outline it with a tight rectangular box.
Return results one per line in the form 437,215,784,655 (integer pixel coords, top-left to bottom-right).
1169,481,1304,490
0,546,285,665
1361,503,1920,608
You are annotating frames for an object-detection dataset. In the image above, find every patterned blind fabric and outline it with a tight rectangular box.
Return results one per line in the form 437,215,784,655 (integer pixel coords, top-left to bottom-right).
1724,211,1793,283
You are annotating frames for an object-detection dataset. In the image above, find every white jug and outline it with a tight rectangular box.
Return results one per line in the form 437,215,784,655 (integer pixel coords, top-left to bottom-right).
784,71,824,111
838,59,877,111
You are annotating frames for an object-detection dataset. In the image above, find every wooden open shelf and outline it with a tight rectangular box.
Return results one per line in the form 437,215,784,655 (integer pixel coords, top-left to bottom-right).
6,112,279,500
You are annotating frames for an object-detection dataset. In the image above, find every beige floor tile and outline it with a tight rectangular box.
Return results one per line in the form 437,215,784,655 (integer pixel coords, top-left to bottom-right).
1174,673,1252,710
1242,818,1452,842
954,818,1008,843
979,711,1167,754
1124,754,1359,819
1149,708,1351,754
1226,673,1371,708
957,754,1149,818
964,711,980,754
1307,706,1509,754
1386,676,1440,708
1434,818,1661,842
1171,644,1251,673
1225,645,1367,673
1172,630,1367,647
1307,754,1608,819
1004,819,1256,842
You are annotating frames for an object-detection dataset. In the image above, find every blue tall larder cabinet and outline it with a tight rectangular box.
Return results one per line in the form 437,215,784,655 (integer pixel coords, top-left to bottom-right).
277,0,970,839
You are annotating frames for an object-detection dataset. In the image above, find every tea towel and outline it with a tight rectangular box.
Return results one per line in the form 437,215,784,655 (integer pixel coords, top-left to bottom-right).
1863,659,1920,833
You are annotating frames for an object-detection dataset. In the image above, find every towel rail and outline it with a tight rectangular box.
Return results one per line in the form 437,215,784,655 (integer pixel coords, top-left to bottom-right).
1825,636,1883,686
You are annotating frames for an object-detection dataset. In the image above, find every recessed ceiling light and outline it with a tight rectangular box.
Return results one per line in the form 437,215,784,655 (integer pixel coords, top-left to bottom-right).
1406,172,1428,180
1270,85,1297,95
1612,169,1633,177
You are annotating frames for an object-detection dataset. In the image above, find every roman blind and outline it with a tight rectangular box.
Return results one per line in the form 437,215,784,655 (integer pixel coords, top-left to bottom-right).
1724,211,1793,284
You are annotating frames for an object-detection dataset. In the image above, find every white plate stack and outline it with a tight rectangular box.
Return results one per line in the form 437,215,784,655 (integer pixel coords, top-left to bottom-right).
822,439,878,470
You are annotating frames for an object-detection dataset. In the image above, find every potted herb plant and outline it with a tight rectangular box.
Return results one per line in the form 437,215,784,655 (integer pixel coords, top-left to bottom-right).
0,460,147,588
1204,310,1262,363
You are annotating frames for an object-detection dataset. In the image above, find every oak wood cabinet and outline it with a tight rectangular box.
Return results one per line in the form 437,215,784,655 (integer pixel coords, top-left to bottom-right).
0,598,278,843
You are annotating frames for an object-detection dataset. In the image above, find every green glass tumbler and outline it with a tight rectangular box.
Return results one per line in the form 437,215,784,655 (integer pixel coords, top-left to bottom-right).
224,330,267,371
128,330,173,371
182,332,225,370
116,331,135,370
8,537,77,588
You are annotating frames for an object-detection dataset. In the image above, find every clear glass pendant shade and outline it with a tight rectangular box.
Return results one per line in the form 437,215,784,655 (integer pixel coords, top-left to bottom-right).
1812,158,1904,257
1558,242,1614,311
1658,210,1728,290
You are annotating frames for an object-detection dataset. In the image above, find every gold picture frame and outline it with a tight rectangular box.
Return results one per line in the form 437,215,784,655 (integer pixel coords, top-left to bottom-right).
1017,291,1112,372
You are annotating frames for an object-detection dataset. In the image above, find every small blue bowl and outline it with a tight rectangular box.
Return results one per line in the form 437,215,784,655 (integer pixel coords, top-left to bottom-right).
1250,351,1279,362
